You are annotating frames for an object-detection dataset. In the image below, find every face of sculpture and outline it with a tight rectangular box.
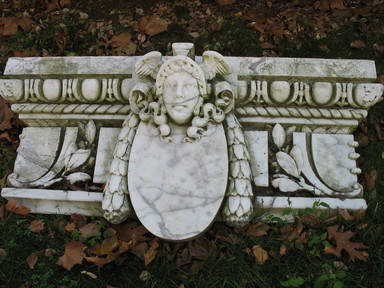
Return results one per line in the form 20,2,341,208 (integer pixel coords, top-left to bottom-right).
163,71,200,125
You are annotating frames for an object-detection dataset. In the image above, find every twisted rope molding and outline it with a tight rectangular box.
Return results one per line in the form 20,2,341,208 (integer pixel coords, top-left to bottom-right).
11,103,131,114
235,106,368,120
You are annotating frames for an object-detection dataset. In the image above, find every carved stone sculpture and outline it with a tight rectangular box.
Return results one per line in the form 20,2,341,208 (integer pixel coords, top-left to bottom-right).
102,49,253,240
1,43,383,241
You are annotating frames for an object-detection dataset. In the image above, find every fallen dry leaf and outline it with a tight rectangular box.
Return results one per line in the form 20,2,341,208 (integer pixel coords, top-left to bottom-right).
26,249,55,269
350,40,366,49
26,251,40,269
261,42,276,50
109,33,133,48
0,97,16,130
175,247,192,268
339,209,355,221
112,222,151,242
133,14,168,36
279,243,288,256
373,44,384,56
108,33,137,55
139,270,151,281
0,132,12,143
211,17,223,31
70,214,87,228
5,201,31,215
86,254,118,269
315,0,329,11
65,222,76,232
0,248,6,256
28,220,45,233
56,241,85,270
14,48,39,57
246,222,270,237
252,245,268,265
79,222,101,238
301,213,320,227
330,0,347,10
0,17,35,36
119,239,135,254
144,238,159,266
44,249,56,257
47,227,55,239
215,0,236,6
326,225,369,262
0,205,5,221
189,32,200,39
89,236,120,256
86,239,134,269
364,170,378,191
189,237,213,261
130,242,149,260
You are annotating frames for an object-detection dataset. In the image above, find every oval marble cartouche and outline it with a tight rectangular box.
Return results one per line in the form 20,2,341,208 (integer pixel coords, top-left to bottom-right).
128,121,228,241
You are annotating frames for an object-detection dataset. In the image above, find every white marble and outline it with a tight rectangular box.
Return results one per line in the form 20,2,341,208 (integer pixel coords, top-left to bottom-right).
292,132,362,197
1,188,103,216
128,122,228,240
9,127,61,184
236,57,378,80
4,56,141,76
93,128,120,183
244,131,269,187
1,43,383,241
311,134,359,192
5,56,377,81
255,196,367,222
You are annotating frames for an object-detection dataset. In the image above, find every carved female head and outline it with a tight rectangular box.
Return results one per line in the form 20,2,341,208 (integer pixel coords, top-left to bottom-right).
155,56,206,125
136,54,225,142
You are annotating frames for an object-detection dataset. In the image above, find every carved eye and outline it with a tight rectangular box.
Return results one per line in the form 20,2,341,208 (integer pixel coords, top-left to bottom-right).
165,81,177,89
184,79,197,88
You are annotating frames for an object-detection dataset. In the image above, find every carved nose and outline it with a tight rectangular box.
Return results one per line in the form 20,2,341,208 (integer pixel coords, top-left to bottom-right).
175,84,184,99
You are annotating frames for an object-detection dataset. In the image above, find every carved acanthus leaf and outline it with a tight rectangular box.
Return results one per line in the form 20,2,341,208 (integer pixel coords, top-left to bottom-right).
85,120,97,145
65,149,92,173
66,172,91,184
289,145,303,175
272,123,286,149
271,178,303,192
276,151,300,178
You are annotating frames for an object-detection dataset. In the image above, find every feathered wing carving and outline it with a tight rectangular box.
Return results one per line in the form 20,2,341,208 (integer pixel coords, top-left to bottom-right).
222,112,254,227
200,51,232,80
134,51,163,80
102,111,140,224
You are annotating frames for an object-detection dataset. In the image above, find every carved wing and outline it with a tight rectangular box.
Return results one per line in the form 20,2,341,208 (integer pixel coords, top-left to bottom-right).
201,51,232,80
102,111,140,224
134,51,163,80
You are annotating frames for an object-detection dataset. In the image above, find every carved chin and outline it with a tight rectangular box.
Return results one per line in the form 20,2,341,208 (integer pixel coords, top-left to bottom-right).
168,110,193,124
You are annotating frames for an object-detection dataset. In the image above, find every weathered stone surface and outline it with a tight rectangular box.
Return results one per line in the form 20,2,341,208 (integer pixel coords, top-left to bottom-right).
1,43,382,239
1,188,102,216
244,131,269,187
128,122,228,240
93,128,120,183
